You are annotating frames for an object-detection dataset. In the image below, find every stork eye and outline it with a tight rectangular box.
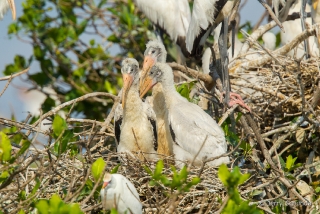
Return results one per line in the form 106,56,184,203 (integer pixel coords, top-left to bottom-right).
131,68,134,72
151,50,155,54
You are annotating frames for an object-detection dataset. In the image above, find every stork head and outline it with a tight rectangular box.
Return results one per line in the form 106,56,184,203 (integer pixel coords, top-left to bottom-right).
140,40,167,87
121,58,139,108
140,62,173,98
101,172,112,189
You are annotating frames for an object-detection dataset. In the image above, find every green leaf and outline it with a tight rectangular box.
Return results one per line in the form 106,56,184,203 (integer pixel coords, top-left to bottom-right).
0,171,9,183
179,166,188,181
16,140,31,157
111,163,121,174
107,34,120,43
91,157,106,181
49,194,62,212
218,164,230,186
52,115,67,137
59,130,74,154
154,160,164,178
0,132,12,161
36,200,49,214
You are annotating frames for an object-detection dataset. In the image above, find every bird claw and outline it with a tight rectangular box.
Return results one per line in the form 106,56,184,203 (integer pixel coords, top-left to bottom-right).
220,92,252,113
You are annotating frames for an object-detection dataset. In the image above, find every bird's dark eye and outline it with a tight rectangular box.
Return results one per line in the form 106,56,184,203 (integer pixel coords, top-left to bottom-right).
131,69,133,72
151,50,155,54
150,71,154,75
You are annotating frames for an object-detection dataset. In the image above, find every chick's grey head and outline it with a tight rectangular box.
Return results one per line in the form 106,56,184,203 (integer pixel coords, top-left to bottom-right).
139,62,173,98
144,40,167,63
121,58,139,78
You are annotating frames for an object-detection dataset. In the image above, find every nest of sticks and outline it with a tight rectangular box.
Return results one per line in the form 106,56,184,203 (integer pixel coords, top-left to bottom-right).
1,24,320,214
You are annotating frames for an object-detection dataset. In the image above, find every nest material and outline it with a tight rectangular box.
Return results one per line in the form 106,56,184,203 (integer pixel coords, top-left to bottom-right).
1,53,320,214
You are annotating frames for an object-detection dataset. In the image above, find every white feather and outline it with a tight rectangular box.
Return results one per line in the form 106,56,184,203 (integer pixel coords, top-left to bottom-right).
0,0,10,20
186,0,217,53
134,0,191,41
100,174,142,214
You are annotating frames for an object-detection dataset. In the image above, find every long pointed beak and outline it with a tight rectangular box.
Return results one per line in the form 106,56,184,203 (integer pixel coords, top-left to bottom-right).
140,76,157,98
140,55,156,87
7,0,16,20
102,181,109,189
122,73,133,108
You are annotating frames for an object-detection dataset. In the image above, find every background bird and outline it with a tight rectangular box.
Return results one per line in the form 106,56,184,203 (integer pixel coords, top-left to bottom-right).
114,58,158,161
0,0,16,20
100,172,142,214
140,62,229,167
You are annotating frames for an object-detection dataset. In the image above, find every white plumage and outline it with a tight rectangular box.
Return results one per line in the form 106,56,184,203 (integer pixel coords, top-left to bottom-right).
114,58,158,161
100,173,142,214
0,0,15,20
186,0,218,53
281,1,319,57
140,40,173,156
141,62,230,167
134,0,191,42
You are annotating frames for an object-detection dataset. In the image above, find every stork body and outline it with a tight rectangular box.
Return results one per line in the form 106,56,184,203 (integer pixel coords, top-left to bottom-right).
141,41,173,157
141,63,229,167
114,58,157,161
0,0,15,20
186,0,239,56
100,173,142,214
134,0,191,59
281,1,319,57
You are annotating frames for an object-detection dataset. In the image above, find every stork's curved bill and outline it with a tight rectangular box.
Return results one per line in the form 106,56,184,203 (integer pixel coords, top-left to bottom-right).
122,73,134,109
0,0,16,20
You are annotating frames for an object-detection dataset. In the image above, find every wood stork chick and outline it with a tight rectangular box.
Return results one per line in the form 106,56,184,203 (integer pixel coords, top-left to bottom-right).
114,58,158,161
140,62,230,167
0,0,15,20
140,40,174,157
100,172,142,214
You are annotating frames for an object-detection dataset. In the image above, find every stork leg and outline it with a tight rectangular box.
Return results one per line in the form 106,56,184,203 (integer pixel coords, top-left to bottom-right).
220,92,251,113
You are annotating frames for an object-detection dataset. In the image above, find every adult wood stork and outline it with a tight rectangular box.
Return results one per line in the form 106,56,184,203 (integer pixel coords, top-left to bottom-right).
134,0,191,55
186,0,240,57
100,172,143,214
281,0,319,57
140,40,174,157
0,0,15,20
140,62,229,167
114,58,158,161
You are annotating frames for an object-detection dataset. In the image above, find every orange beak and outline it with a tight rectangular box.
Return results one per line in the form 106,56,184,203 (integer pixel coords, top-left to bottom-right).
122,73,133,108
312,0,319,11
140,55,157,87
102,181,109,189
140,75,157,99
8,0,16,20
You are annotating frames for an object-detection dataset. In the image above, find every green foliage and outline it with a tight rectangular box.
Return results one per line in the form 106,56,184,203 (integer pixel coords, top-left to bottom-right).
35,194,83,214
52,115,74,155
144,160,200,194
175,82,195,101
218,164,262,214
91,158,106,181
0,132,12,162
285,155,301,172
52,115,67,137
